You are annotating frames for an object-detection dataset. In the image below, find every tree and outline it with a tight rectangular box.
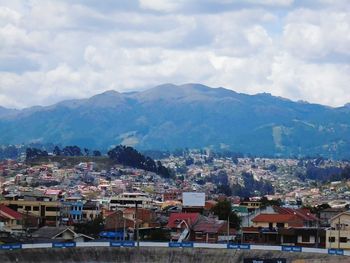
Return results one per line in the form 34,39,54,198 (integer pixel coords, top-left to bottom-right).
211,200,241,229
62,146,82,156
74,214,104,238
26,147,48,160
84,148,90,156
53,146,61,156
260,196,282,208
93,150,102,157
108,145,173,178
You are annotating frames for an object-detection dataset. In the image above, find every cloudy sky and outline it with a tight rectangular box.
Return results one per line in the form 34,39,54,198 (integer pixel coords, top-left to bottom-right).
0,0,349,108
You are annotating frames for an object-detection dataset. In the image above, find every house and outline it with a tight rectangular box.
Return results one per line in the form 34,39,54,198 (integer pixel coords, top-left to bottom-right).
30,226,94,243
243,206,321,246
240,201,262,212
0,200,61,226
0,205,22,232
326,211,350,250
166,212,200,241
274,206,319,227
60,201,84,224
82,201,100,221
163,191,181,202
166,212,230,243
104,210,135,232
123,208,158,228
279,227,326,248
320,208,347,227
192,216,228,243
243,214,303,245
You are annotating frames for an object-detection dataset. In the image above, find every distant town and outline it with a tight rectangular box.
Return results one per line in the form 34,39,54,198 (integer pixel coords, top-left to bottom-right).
1,144,350,251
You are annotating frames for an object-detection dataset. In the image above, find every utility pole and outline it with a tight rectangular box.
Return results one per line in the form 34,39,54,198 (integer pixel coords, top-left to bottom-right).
227,212,231,244
315,220,319,248
135,202,139,247
123,217,126,241
115,210,118,240
338,216,341,249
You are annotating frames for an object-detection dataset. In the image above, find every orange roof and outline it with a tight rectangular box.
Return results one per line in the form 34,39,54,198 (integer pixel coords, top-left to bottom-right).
252,213,299,223
204,200,217,210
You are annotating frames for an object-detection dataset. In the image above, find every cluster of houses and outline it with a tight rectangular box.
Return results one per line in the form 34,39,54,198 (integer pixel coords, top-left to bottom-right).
1,189,350,251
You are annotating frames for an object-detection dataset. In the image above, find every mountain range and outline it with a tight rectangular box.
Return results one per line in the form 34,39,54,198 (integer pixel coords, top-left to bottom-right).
1,83,350,158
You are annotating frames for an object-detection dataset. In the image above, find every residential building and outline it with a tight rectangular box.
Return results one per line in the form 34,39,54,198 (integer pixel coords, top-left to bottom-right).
0,200,61,226
242,207,321,246
326,211,350,250
30,226,94,243
320,208,347,227
109,193,153,210
0,205,22,232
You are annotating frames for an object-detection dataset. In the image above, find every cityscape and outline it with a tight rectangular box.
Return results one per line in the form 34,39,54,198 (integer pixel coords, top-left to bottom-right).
1,0,350,262
1,146,350,254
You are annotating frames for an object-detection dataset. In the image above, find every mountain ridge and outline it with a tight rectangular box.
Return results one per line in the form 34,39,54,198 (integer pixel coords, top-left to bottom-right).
1,83,346,112
0,83,349,159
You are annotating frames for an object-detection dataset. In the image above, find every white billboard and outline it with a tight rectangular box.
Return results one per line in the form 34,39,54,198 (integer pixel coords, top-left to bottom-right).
182,192,205,207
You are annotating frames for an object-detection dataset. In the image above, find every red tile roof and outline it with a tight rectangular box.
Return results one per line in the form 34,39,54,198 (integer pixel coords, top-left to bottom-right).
273,206,319,221
0,205,22,220
193,216,227,234
242,227,260,233
252,214,296,223
166,213,200,228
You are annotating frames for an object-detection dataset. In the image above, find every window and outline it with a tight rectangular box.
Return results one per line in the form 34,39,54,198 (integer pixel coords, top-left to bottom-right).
276,223,285,228
329,237,335,243
302,235,310,243
25,206,31,211
340,237,348,243
46,207,59,211
208,233,216,238
195,232,203,239
33,206,39,211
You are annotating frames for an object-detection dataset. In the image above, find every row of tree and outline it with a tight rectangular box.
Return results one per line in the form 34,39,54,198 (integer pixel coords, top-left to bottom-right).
107,145,173,178
53,146,101,157
25,145,172,178
25,148,48,160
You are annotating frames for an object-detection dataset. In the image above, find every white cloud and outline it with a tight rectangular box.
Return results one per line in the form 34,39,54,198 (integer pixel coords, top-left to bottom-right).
0,6,21,25
0,0,349,108
139,0,185,12
284,9,350,59
268,53,350,106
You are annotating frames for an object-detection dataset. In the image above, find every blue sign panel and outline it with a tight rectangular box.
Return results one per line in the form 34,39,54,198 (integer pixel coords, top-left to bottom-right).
227,244,251,250
328,249,344,255
169,242,182,248
239,244,251,250
52,242,76,248
122,241,135,247
110,241,122,247
168,242,193,248
281,246,302,252
0,244,22,250
181,242,194,248
110,241,135,247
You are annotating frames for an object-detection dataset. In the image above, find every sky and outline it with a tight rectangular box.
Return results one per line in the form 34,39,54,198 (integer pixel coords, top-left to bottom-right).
0,0,349,108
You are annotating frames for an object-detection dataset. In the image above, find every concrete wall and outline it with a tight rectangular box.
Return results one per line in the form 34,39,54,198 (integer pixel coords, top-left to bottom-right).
0,247,349,263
